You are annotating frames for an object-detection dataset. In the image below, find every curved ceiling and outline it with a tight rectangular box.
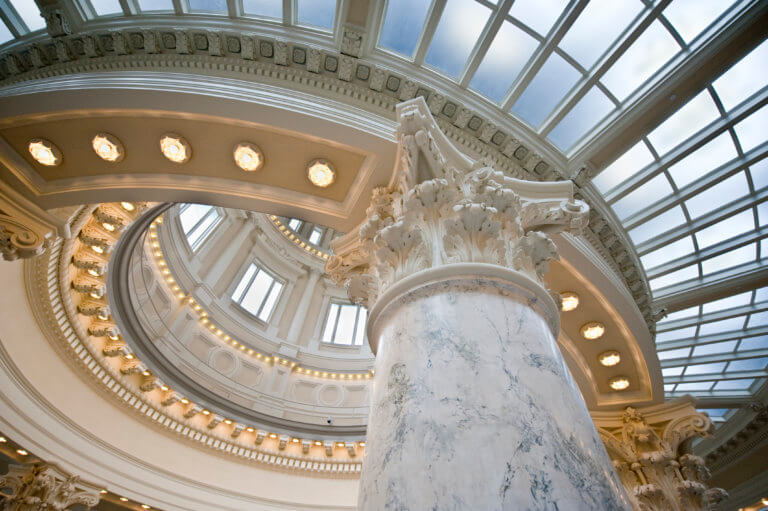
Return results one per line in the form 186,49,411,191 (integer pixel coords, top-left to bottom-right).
0,0,766,428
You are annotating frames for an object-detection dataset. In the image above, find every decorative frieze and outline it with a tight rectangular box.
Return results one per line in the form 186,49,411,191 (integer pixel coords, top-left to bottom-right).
327,97,588,307
0,463,101,511
596,402,727,511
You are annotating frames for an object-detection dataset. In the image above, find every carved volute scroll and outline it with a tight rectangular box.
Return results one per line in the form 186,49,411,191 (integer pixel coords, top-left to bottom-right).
597,404,728,511
326,97,589,307
0,185,67,262
0,463,102,510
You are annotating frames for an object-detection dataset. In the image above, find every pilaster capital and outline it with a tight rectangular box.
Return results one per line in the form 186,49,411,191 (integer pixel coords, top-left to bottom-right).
0,182,67,262
0,462,101,510
326,97,588,307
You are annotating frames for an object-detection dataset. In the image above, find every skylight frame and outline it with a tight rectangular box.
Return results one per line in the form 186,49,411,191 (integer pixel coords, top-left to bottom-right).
0,1,46,43
230,261,285,322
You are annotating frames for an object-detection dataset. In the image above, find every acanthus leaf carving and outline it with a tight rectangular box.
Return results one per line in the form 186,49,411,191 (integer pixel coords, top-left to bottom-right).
0,463,101,511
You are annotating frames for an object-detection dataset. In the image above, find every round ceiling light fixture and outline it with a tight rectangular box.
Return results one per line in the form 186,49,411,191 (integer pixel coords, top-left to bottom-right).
28,139,61,166
120,202,135,212
581,322,605,340
307,159,335,188
598,350,621,367
608,376,630,391
233,142,264,172
560,292,579,312
91,133,124,162
159,133,191,163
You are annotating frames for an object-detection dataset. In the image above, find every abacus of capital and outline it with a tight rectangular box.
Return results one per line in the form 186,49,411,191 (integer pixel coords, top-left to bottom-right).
327,97,632,510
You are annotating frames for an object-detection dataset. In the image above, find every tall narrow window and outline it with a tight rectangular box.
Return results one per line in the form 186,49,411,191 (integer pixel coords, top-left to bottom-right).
179,204,221,251
288,218,303,231
322,302,367,346
232,263,284,321
308,227,323,245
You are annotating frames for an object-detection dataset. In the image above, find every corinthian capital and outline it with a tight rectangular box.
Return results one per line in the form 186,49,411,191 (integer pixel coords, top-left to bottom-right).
326,97,589,307
0,462,101,510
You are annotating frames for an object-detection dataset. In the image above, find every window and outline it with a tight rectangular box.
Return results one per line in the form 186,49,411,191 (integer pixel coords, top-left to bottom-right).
296,0,336,29
308,228,322,245
288,218,302,231
231,263,284,321
322,302,367,346
179,204,221,251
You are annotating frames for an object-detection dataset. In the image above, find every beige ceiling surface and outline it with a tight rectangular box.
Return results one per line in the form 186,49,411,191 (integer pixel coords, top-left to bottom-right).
1,114,368,202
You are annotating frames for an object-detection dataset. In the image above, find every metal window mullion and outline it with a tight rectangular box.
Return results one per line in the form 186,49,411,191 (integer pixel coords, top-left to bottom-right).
666,369,766,385
238,265,260,304
500,0,589,111
458,0,513,88
283,0,292,25
661,348,768,368
412,0,445,66
192,210,220,250
172,0,185,15
255,278,276,317
118,0,138,16
658,302,768,334
652,264,768,310
634,184,768,254
349,305,361,346
185,206,213,236
330,302,341,343
227,0,242,18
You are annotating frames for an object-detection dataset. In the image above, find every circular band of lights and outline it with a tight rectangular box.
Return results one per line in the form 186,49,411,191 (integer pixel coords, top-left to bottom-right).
92,133,125,162
28,138,62,166
306,159,335,188
159,133,191,163
233,142,264,172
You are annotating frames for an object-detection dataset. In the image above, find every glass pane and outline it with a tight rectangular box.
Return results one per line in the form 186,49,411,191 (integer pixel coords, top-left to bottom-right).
232,264,257,301
334,304,359,345
662,0,733,44
658,347,691,360
656,326,696,343
685,172,749,219
740,336,768,351
138,0,174,11
667,132,738,188
676,382,715,391
747,311,768,328
297,0,336,29
241,270,274,315
759,202,768,227
612,174,673,220
660,305,700,323
692,340,737,356
187,210,218,249
714,379,756,390
699,316,746,336
695,210,755,249
0,20,13,44
628,206,686,245
354,307,368,346
258,281,283,321
593,141,655,193
640,236,694,269
648,90,720,157
734,103,768,153
91,0,123,16
425,0,491,78
309,228,322,245
713,38,768,112
749,157,768,191
288,218,302,231
379,0,432,56
601,21,680,101
243,0,283,18
470,22,538,102
664,384,676,392
548,87,615,150
649,264,698,292
10,1,44,31
685,362,727,375
511,53,581,127
188,0,227,12
508,0,567,36
756,286,768,302
558,0,643,70
702,291,752,314
662,366,684,376
180,204,212,234
322,303,339,343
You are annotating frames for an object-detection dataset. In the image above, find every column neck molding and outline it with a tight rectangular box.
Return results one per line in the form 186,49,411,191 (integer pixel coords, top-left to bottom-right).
327,97,589,313
366,262,560,354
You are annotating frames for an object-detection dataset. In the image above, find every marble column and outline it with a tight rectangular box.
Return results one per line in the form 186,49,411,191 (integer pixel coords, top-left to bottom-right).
327,97,631,510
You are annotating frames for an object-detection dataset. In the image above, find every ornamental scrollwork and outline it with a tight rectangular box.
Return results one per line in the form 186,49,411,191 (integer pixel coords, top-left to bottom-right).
0,463,101,510
326,97,589,307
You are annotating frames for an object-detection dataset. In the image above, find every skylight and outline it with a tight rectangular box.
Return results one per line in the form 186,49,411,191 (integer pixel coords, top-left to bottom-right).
296,0,336,29
424,0,491,78
231,263,284,322
179,204,222,251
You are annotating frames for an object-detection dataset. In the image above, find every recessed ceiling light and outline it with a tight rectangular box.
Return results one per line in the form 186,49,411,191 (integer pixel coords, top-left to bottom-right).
608,376,630,391
233,142,264,172
581,322,605,340
120,497,129,502
120,202,135,211
92,133,124,162
16,449,28,456
159,133,191,163
560,292,579,312
598,350,621,367
307,159,335,188
28,138,62,166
